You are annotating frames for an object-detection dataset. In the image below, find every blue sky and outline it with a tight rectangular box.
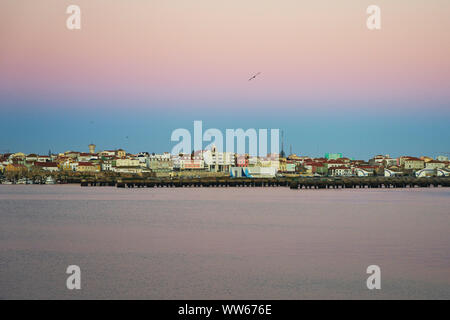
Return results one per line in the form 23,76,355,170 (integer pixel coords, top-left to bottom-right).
1,97,449,160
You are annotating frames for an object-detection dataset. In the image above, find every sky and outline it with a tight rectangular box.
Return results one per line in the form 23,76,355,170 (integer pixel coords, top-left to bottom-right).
0,0,449,159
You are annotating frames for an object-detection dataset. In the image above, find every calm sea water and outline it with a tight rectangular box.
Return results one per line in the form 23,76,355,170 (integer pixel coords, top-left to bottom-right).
0,185,449,299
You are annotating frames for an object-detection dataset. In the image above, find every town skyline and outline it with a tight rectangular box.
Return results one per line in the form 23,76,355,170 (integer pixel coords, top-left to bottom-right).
2,143,449,181
2,141,449,163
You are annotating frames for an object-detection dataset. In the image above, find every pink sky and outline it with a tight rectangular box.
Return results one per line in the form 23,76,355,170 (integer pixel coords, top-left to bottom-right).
1,0,449,109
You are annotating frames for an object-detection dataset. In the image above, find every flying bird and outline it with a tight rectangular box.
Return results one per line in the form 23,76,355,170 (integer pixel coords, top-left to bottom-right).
248,72,261,81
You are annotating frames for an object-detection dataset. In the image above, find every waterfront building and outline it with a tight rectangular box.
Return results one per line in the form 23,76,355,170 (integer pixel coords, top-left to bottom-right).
425,160,446,170
328,166,352,176
101,158,114,171
235,154,249,167
112,166,148,174
384,168,403,177
116,149,126,158
230,166,277,178
36,155,51,163
98,149,126,158
98,150,116,157
248,156,258,167
25,154,38,162
172,153,205,171
369,155,396,167
303,161,327,175
286,154,308,168
77,162,100,173
59,158,74,171
203,145,235,172
78,153,98,162
137,152,150,164
436,155,449,162
285,160,296,173
401,157,425,170
64,151,80,159
324,159,349,169
415,168,437,178
354,166,377,177
11,152,26,160
147,153,173,172
437,168,450,177
278,157,287,172
116,158,140,167
420,156,434,163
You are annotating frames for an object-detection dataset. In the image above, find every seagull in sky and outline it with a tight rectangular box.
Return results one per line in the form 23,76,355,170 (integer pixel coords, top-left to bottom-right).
248,72,261,81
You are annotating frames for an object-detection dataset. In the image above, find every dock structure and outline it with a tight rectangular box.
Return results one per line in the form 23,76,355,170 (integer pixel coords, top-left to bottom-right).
289,177,450,189
77,176,450,189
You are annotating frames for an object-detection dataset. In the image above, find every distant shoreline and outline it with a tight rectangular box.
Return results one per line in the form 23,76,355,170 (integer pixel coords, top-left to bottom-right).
3,176,449,189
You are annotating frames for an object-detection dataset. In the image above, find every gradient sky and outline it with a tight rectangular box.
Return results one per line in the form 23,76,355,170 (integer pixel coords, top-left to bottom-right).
0,0,449,159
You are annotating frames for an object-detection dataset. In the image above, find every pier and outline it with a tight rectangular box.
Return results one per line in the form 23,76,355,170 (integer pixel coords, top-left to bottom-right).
78,176,450,189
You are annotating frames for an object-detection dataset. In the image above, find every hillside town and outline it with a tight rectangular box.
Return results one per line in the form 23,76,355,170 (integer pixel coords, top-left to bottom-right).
1,144,449,184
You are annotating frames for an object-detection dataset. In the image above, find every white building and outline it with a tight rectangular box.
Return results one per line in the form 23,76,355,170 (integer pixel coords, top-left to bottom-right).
78,153,98,162
101,161,113,171
137,152,150,164
230,166,277,178
354,167,375,177
329,166,352,176
98,150,116,157
425,160,446,170
172,153,205,170
369,154,396,166
37,155,51,163
416,168,436,178
116,158,140,167
147,153,173,172
69,162,79,171
26,154,38,162
203,146,235,172
150,152,171,161
113,166,148,174
384,168,402,177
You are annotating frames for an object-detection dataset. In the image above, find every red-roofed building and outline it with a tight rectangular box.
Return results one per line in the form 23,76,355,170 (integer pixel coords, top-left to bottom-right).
77,162,100,173
325,159,349,169
303,161,327,175
236,154,249,167
400,157,425,170
425,160,446,169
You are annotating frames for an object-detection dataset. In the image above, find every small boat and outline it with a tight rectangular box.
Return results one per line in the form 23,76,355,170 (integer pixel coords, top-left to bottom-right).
17,178,27,184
